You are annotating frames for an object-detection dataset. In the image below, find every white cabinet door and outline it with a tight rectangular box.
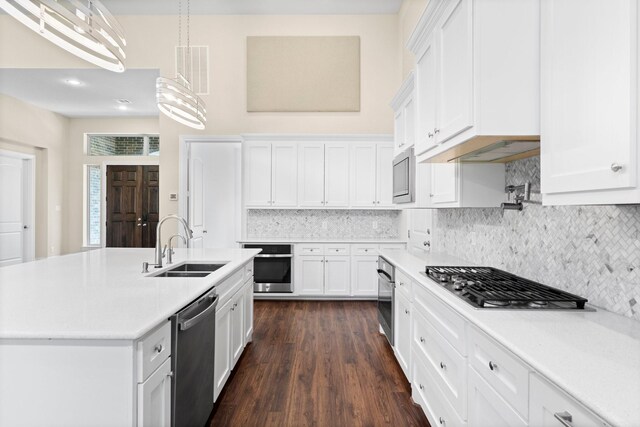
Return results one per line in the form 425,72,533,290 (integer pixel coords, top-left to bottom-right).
243,142,272,207
430,162,458,205
137,358,172,427
408,209,433,255
415,34,438,156
350,255,378,297
394,110,405,153
230,292,245,368
243,279,253,343
350,144,377,207
467,367,527,427
296,256,325,295
529,374,605,427
394,292,411,378
325,143,350,207
541,0,636,197
404,96,415,148
436,0,473,144
271,142,298,206
298,143,325,207
324,256,350,295
214,300,232,402
376,143,395,207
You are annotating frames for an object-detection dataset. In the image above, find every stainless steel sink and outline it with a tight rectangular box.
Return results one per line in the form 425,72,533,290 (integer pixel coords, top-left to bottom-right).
168,263,226,272
154,271,213,278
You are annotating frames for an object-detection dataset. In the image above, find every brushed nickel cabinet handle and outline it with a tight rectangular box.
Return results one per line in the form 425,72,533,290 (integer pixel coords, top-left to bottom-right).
489,361,497,371
554,411,573,427
611,163,623,172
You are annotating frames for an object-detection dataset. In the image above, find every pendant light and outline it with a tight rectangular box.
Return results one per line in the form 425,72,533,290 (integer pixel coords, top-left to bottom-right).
0,0,127,72
156,0,206,130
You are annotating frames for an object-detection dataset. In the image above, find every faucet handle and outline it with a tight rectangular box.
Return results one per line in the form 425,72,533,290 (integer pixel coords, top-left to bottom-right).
142,262,149,273
162,244,168,258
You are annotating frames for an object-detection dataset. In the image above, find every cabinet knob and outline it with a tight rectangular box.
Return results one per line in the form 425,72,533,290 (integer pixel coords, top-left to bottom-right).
611,163,623,172
439,416,445,425
166,371,174,378
405,309,409,314
440,361,446,370
420,336,425,343
428,132,434,138
553,411,574,427
154,344,164,353
419,384,424,390
489,361,497,371
434,128,440,134
423,241,430,247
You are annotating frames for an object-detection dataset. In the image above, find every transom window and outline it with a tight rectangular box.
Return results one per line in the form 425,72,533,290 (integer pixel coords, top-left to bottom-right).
87,134,160,156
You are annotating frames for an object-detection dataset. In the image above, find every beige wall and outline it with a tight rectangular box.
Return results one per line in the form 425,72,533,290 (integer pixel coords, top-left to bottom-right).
1,13,401,253
398,0,429,79
65,118,160,254
0,94,69,258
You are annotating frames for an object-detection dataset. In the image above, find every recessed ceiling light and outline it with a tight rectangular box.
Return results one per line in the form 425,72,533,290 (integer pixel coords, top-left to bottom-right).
117,105,129,111
64,78,84,87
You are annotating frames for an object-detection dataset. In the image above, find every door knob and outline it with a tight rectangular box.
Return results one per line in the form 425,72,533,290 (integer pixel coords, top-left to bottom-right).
611,163,623,172
428,132,434,138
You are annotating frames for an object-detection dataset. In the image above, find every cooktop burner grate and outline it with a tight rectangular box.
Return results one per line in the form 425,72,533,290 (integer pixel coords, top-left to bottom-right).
424,266,588,309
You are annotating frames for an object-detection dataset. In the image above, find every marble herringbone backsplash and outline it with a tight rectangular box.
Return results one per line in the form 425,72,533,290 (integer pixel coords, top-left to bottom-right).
433,157,640,320
246,209,401,240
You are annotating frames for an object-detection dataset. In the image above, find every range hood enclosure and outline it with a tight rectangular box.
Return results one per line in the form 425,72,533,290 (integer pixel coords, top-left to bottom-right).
425,137,541,164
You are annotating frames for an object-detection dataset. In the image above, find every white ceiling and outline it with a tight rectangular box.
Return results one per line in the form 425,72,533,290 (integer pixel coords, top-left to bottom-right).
100,0,403,15
0,69,160,118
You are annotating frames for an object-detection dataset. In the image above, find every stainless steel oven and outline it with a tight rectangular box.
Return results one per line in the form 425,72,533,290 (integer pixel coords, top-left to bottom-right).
377,256,395,346
242,244,293,293
393,147,415,204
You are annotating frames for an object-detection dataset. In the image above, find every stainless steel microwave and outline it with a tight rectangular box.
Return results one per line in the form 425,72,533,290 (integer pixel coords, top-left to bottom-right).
392,147,415,204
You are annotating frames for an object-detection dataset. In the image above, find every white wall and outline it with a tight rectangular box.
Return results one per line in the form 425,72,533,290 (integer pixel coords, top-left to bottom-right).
0,94,68,258
398,0,429,79
0,13,400,250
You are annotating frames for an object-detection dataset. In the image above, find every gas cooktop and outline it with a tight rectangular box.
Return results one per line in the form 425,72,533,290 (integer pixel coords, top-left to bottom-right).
422,266,590,310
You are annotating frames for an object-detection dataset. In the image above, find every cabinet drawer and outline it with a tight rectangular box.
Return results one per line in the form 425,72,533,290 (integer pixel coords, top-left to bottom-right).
412,352,467,427
413,309,467,418
529,374,605,427
468,366,527,427
351,244,378,256
413,284,467,355
378,243,406,251
324,244,350,255
295,244,324,255
395,269,412,300
137,321,171,383
216,268,245,306
244,261,254,281
467,325,529,420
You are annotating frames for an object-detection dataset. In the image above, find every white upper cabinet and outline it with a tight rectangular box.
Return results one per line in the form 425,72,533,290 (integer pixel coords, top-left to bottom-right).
351,142,394,208
408,0,540,163
271,143,298,206
298,142,325,207
324,143,350,207
428,162,505,208
243,141,297,207
390,72,416,155
243,142,272,207
541,0,640,205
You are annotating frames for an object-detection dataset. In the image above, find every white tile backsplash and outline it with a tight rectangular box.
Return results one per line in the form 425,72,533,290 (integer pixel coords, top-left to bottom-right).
246,209,401,240
433,156,640,320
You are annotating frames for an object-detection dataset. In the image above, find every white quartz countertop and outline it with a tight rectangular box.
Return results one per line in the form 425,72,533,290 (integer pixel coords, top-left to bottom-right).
238,239,407,244
379,249,640,427
0,248,260,340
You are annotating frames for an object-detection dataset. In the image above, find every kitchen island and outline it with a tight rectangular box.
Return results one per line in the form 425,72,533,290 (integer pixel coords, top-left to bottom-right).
0,247,259,427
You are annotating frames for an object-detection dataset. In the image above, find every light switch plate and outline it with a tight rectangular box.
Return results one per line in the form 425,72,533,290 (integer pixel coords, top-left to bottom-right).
169,193,178,201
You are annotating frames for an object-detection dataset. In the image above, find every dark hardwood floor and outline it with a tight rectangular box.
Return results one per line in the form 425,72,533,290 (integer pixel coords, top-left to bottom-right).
210,300,430,427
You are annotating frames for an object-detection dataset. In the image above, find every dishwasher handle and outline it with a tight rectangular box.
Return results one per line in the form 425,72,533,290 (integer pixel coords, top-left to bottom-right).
377,269,394,283
178,293,219,331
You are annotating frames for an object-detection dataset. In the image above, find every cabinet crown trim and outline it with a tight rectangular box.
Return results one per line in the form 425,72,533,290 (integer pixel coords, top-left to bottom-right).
241,134,393,143
390,71,415,111
406,0,447,55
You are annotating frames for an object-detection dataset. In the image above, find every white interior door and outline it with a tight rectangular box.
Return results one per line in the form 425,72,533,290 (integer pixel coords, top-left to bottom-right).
0,155,24,266
189,142,242,248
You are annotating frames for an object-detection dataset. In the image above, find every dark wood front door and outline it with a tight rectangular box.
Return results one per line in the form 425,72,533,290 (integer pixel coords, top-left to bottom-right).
106,165,159,248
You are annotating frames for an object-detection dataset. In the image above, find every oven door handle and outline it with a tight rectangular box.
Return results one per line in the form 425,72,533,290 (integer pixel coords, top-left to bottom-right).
254,254,293,258
377,269,394,283
178,294,219,331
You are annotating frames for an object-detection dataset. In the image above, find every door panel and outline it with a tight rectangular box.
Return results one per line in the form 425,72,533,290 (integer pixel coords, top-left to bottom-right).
325,143,350,206
271,143,298,206
324,256,350,295
106,165,158,248
189,156,205,249
0,155,23,266
376,144,394,206
350,144,377,207
298,143,325,207
415,35,438,155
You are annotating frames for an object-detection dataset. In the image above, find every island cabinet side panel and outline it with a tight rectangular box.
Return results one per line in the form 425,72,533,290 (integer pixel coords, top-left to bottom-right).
0,339,136,427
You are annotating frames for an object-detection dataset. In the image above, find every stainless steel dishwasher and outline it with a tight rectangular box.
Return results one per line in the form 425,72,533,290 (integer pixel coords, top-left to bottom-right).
171,288,218,427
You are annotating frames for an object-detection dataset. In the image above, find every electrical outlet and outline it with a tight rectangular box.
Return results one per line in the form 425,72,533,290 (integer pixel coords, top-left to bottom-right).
322,221,328,230
372,221,378,230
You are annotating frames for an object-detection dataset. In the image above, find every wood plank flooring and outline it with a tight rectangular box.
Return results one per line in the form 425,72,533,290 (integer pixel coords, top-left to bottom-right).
209,300,430,427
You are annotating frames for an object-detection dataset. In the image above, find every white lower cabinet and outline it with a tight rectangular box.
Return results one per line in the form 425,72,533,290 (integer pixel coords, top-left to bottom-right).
137,357,172,427
214,270,254,403
296,256,326,295
214,297,232,402
351,255,378,296
529,374,605,427
394,291,412,378
468,367,527,427
324,256,350,295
